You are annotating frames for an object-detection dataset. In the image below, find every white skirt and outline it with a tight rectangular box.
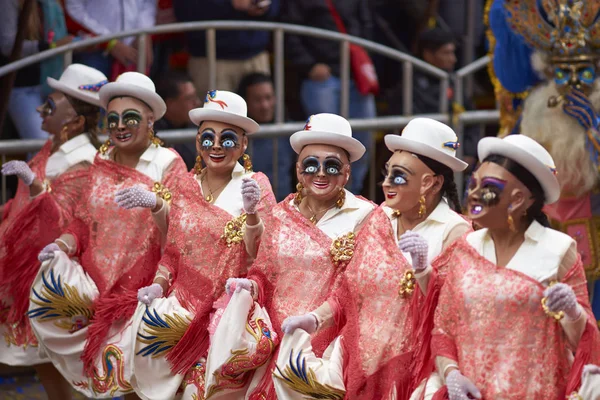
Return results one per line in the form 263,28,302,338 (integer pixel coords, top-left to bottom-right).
273,329,345,400
28,251,138,398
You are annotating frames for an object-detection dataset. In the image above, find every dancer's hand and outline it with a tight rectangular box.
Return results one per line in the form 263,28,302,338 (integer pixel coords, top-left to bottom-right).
38,243,61,262
543,283,580,320
398,230,429,272
583,364,600,377
242,178,261,214
115,186,157,209
446,370,481,400
137,283,163,306
563,88,599,131
281,314,318,334
2,160,35,186
225,278,253,296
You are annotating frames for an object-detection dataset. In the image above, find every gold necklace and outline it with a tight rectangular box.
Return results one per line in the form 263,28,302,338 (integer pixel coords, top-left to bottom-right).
305,201,337,224
201,174,230,203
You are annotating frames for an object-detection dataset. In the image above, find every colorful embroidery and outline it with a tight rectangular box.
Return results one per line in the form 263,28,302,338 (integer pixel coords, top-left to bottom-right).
181,362,207,400
274,348,345,399
205,307,275,399
205,90,228,109
137,307,191,358
443,140,460,150
304,116,312,131
3,322,38,349
74,344,133,396
221,214,247,247
28,269,94,333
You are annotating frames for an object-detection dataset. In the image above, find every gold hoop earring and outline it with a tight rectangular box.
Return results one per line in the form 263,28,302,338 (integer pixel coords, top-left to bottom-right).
294,182,304,206
194,155,203,175
335,188,345,208
418,196,426,218
99,139,111,155
242,153,253,173
507,214,516,232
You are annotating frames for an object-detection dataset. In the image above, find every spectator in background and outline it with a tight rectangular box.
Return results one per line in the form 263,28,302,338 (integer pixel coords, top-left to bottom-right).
281,0,376,195
173,0,280,96
238,72,293,200
154,71,201,171
1,0,73,142
64,0,156,79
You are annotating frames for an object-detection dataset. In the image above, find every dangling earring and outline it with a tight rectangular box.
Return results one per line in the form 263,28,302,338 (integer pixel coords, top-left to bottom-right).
99,139,111,155
335,188,345,208
294,182,304,205
242,153,253,173
194,155,203,175
418,196,427,218
507,214,516,232
148,126,162,147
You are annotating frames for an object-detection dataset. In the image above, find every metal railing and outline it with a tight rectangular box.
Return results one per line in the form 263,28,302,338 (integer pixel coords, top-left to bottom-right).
0,21,499,202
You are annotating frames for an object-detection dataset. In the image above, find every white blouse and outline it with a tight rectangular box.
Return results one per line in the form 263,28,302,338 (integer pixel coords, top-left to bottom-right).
45,134,97,179
101,144,179,182
196,162,253,217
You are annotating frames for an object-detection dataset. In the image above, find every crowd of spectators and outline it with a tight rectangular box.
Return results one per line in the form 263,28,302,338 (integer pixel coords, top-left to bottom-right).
1,0,491,201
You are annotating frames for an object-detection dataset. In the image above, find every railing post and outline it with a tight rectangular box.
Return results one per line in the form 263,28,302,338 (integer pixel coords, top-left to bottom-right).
273,28,285,197
206,29,217,90
63,51,72,69
340,41,350,118
402,61,413,116
137,33,147,73
454,73,465,198
439,76,449,114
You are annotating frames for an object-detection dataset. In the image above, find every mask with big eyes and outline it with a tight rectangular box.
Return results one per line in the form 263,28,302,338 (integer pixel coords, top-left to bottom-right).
381,167,408,186
301,156,343,176
468,176,506,208
553,63,597,93
199,130,240,151
106,109,142,132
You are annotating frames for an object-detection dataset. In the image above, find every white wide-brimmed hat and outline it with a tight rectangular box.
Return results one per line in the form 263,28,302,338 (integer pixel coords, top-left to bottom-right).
478,134,560,204
384,117,468,172
289,113,366,162
189,90,259,134
99,72,166,120
47,63,108,107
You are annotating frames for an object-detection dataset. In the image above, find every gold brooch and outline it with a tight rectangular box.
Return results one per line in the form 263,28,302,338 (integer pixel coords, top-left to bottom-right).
330,232,356,266
221,214,247,247
398,270,416,297
152,182,173,204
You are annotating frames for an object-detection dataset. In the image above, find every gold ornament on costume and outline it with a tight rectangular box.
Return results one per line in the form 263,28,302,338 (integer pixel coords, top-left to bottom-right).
242,153,253,173
330,232,356,266
149,127,163,147
418,196,427,218
152,182,173,204
194,155,203,175
541,281,566,321
99,139,111,155
398,270,416,297
221,214,248,247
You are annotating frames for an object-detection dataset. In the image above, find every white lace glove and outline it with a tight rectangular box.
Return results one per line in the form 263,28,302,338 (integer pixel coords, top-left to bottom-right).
38,243,61,262
447,370,482,400
543,283,581,320
281,313,318,335
398,230,429,272
114,185,157,210
583,364,600,377
242,178,261,214
225,278,253,296
2,160,35,186
137,283,163,306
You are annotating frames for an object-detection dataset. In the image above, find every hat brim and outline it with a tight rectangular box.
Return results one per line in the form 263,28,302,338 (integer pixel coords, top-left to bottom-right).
47,77,102,107
99,82,166,120
384,135,468,172
189,109,259,134
290,130,366,162
478,137,560,204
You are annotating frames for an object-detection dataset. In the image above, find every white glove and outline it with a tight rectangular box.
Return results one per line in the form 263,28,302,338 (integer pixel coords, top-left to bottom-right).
281,313,318,335
137,283,163,305
543,283,581,320
447,370,482,400
2,160,35,186
398,230,429,272
114,185,157,210
583,364,600,377
225,278,253,296
38,243,61,262
242,178,261,214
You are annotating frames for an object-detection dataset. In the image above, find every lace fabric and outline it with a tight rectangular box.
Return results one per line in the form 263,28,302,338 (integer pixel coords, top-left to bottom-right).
432,238,600,399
